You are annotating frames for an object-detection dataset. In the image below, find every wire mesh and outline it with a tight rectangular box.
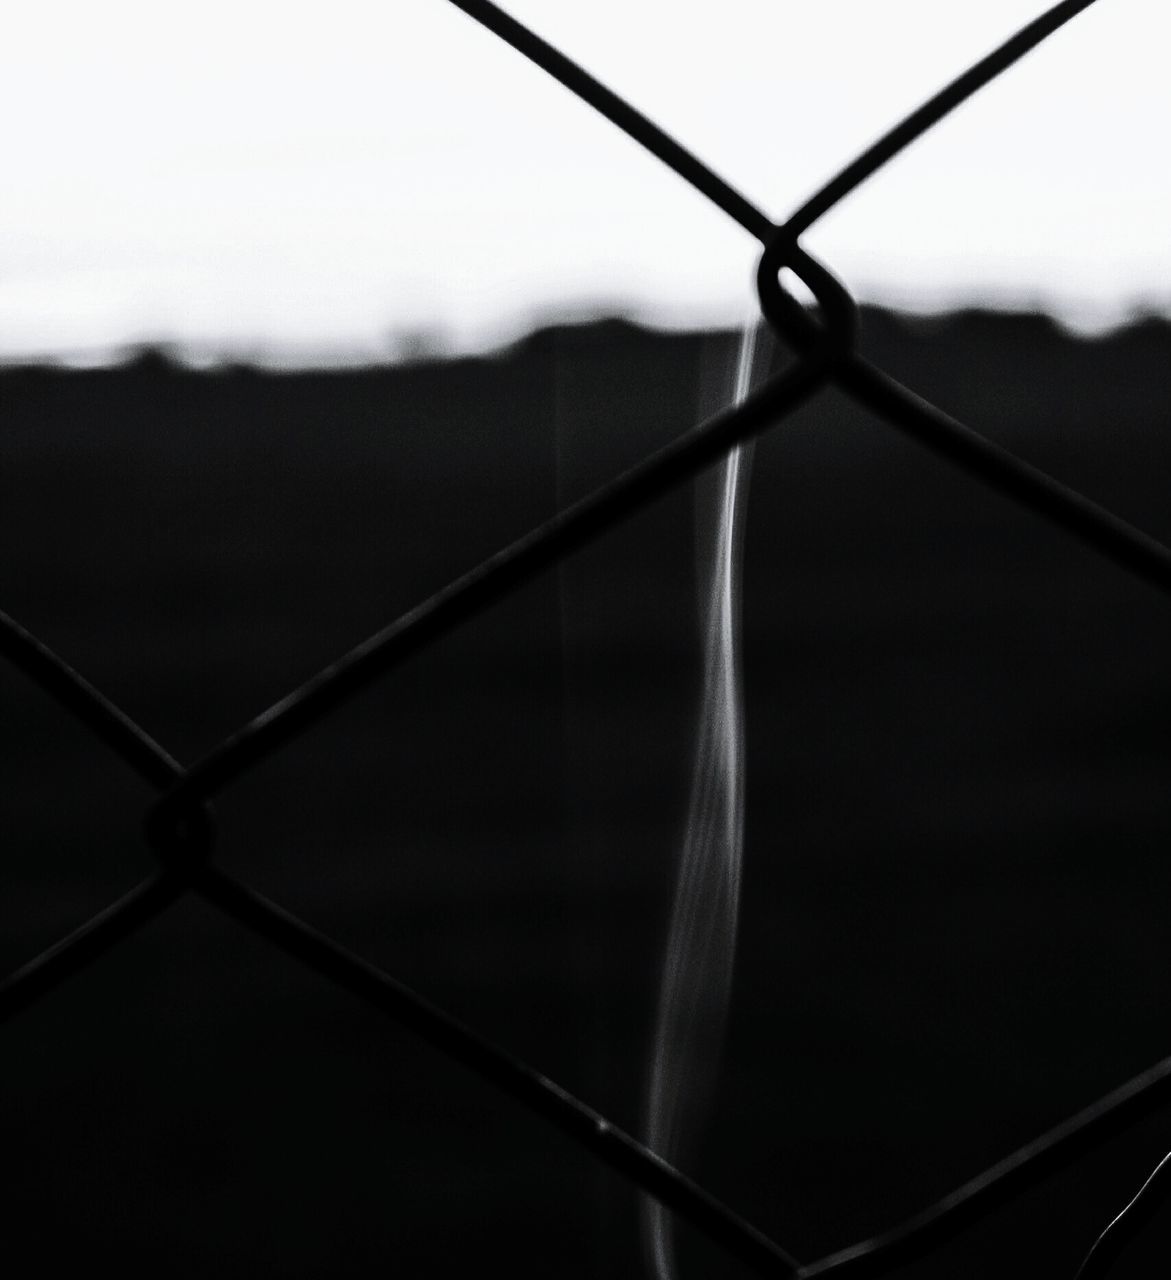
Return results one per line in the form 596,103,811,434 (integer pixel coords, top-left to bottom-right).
3,2,1170,1276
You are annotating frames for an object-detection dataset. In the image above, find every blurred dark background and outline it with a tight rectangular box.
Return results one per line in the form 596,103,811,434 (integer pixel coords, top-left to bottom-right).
2,307,1171,1277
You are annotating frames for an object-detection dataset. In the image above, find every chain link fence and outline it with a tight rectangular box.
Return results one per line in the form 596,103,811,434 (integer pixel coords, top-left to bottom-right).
3,1,1169,1275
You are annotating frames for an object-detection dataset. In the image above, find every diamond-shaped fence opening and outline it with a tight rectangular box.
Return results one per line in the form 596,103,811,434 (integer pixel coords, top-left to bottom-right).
4,2,1171,1276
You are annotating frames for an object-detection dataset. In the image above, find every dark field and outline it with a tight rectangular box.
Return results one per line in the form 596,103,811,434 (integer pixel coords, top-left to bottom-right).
3,309,1171,1277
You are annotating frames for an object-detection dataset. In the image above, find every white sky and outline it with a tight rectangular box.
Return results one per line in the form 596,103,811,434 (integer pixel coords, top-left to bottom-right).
2,0,1167,361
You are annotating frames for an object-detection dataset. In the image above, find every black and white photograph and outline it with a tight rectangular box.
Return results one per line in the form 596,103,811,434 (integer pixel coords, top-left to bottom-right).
3,3,1170,1276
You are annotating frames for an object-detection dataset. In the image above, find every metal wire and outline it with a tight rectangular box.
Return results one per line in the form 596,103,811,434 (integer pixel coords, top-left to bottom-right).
4,0,1170,1275
0,606,181,789
803,1059,1171,1279
0,873,185,1025
143,351,839,844
194,866,804,1277
781,0,1099,240
1074,1148,1171,1280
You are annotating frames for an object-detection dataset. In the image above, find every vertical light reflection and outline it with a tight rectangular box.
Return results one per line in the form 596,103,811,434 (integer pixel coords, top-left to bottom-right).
642,320,765,1280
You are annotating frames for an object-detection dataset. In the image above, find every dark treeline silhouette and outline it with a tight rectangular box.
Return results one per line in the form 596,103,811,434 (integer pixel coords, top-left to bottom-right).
2,308,1171,1277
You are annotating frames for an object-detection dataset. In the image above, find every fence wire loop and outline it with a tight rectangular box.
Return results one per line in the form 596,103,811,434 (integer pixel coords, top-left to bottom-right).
145,800,218,873
755,233,859,358
8,0,1171,1276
